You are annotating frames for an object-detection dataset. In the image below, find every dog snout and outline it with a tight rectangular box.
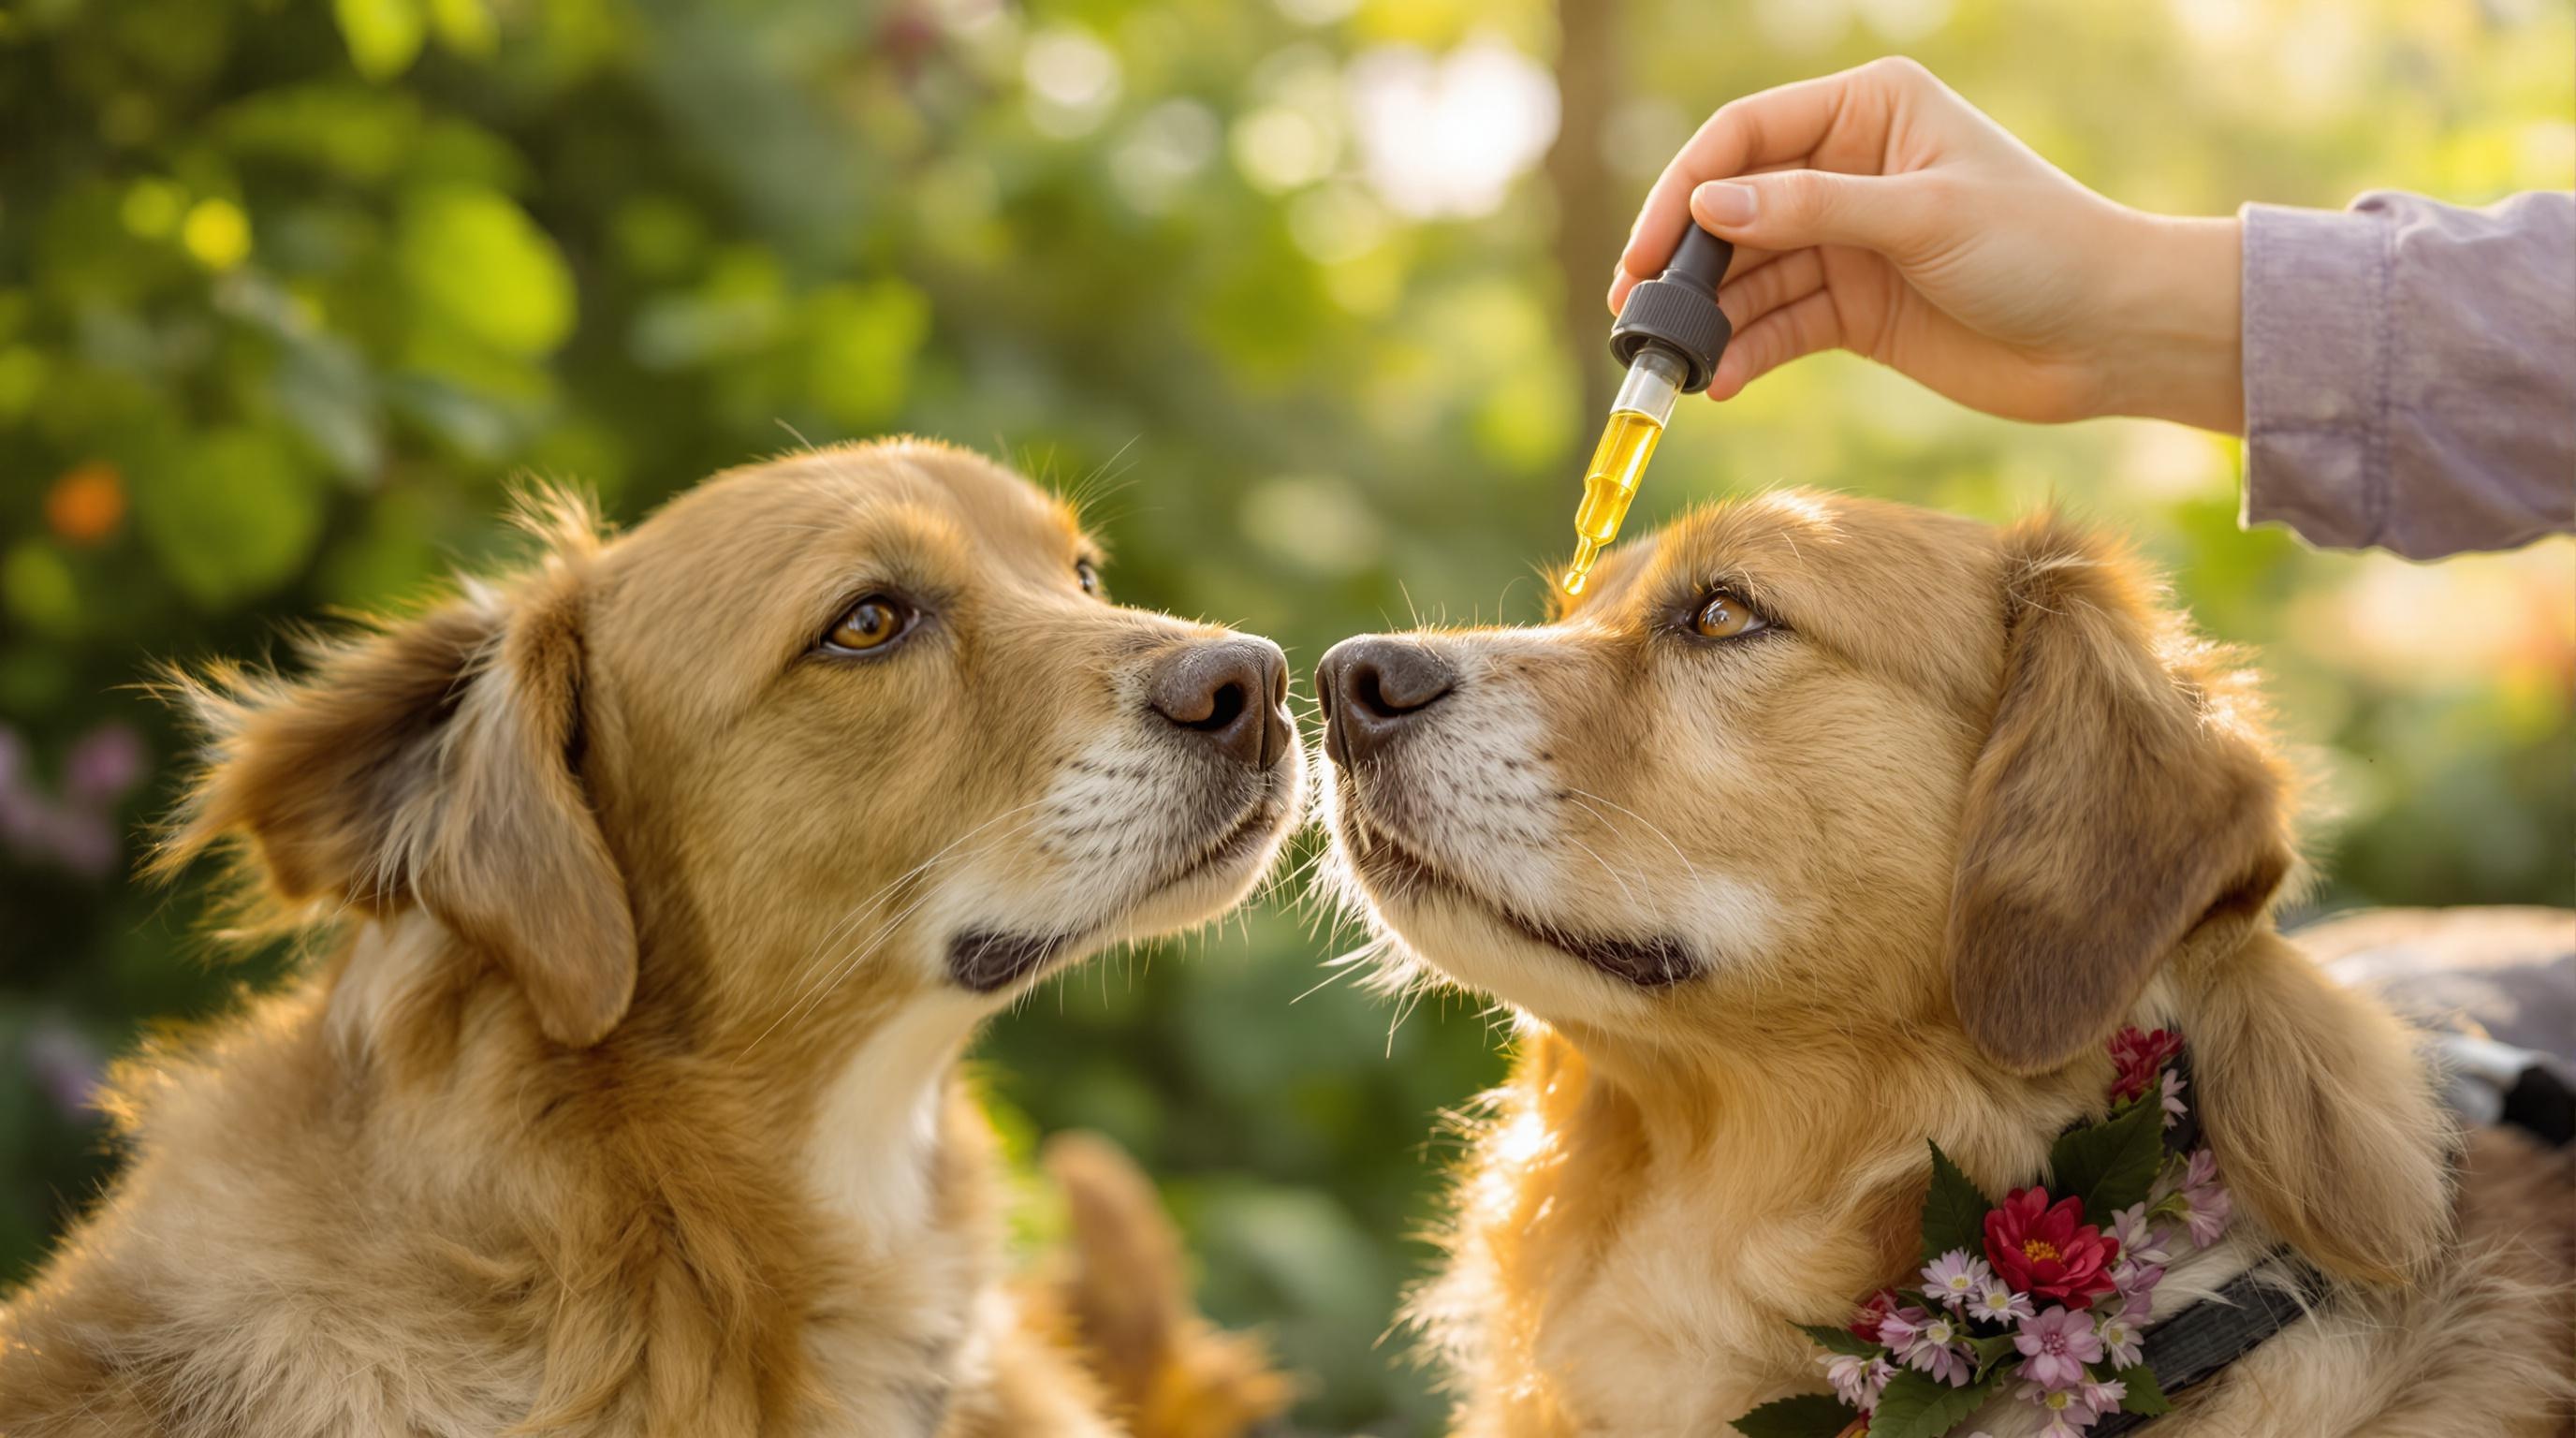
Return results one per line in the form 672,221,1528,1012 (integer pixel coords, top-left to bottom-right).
1316,637,1455,767
1148,637,1292,770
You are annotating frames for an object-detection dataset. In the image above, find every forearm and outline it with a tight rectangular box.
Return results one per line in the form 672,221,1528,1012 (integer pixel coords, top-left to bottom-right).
2098,213,2247,434
2236,190,2576,559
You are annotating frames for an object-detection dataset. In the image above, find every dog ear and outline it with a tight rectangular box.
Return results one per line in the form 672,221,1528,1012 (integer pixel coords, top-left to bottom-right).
163,527,635,1048
2183,934,2451,1284
1947,519,2293,1073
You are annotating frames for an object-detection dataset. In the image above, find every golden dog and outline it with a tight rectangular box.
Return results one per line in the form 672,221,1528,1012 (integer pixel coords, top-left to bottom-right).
1314,491,2569,1436
0,442,1297,1437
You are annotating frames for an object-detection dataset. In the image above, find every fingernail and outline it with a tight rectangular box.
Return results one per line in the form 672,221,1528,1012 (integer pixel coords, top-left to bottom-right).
1694,181,1757,227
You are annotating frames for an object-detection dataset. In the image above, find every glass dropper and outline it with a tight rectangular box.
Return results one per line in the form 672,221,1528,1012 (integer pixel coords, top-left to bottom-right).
1563,223,1735,594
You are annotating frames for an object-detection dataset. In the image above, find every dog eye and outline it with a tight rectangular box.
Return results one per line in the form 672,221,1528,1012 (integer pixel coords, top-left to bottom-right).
824,595,916,654
1075,557,1103,597
1690,591,1769,640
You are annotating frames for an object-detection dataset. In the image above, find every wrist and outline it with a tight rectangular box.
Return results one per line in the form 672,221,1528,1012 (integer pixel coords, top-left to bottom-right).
2095,212,2245,433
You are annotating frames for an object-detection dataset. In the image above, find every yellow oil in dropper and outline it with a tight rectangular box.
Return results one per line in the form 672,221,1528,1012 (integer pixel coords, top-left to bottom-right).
1565,222,1733,594
1564,346,1685,594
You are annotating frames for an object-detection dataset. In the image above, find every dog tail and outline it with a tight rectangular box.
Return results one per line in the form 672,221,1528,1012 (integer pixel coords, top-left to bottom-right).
1040,1132,1293,1438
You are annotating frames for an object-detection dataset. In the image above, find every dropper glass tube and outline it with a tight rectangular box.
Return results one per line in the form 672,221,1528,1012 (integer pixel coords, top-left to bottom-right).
1565,345,1685,594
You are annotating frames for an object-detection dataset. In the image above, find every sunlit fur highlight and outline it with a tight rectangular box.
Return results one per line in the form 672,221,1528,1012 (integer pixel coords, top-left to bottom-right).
0,442,1295,1438
1318,490,2569,1436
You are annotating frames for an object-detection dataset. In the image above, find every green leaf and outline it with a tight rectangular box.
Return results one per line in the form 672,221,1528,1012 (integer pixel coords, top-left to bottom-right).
382,374,519,460
1729,1393,1858,1438
2116,1363,2172,1416
218,82,424,183
3,542,79,638
1968,1332,2020,1379
130,428,324,607
2046,1092,2165,1225
804,280,929,427
426,0,495,57
274,330,385,482
398,186,576,358
1797,1323,1882,1358
1920,1141,1992,1263
333,0,425,81
1866,1368,2000,1438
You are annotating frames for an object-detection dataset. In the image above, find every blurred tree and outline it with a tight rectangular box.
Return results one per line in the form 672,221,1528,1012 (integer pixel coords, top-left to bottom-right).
1544,0,1622,425
0,0,2568,1430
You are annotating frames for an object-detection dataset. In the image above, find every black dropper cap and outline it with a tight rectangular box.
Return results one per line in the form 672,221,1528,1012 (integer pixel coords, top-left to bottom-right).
1607,222,1734,394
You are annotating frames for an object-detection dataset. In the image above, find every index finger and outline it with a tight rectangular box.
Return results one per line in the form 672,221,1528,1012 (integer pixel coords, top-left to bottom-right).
1617,65,1890,286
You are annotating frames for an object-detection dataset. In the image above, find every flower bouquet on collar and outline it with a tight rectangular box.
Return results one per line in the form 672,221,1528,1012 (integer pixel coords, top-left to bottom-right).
1732,1028,2232,1438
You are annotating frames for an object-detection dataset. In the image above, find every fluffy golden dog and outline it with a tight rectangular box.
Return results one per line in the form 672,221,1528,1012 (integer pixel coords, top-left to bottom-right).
0,442,1297,1438
1314,491,2570,1436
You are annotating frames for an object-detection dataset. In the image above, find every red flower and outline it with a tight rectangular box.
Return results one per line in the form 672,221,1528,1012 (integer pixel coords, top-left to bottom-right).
1983,1186,2121,1310
1848,1288,1898,1342
2109,1026,2184,1102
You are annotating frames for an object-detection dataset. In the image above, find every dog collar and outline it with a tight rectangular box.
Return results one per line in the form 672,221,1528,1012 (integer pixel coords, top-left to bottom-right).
2084,1254,2331,1437
1737,1031,2296,1438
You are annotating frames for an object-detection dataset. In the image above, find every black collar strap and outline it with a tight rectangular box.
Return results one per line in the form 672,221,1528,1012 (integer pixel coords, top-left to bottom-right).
2088,1255,2333,1436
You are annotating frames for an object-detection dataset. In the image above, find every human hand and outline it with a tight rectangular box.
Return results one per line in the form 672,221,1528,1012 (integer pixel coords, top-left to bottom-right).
1612,57,2245,433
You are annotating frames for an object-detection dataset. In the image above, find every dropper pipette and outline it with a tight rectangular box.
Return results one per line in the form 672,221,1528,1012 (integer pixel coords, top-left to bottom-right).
1564,223,1734,594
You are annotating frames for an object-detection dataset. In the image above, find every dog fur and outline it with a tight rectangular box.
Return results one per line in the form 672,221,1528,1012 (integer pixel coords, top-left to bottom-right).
0,441,1299,1438
1315,491,2571,1436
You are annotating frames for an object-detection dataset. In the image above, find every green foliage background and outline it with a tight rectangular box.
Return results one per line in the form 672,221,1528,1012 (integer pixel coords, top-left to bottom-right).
1,0,2569,1429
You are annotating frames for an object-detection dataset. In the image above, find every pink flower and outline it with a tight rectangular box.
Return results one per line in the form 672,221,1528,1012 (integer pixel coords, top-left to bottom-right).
1970,1279,2035,1325
2019,1378,2108,1434
1984,1187,2122,1310
2109,1027,2185,1102
1876,1303,1932,1353
2115,1263,2163,1323
2172,1150,2232,1247
2094,1310,2143,1370
2101,1252,2163,1319
2082,1377,2130,1413
1822,1352,1894,1409
1897,1312,1974,1387
2184,1190,2232,1247
2108,1204,2174,1268
2014,1304,2106,1390
1922,1249,1993,1310
2158,1067,2188,1128
63,723,146,805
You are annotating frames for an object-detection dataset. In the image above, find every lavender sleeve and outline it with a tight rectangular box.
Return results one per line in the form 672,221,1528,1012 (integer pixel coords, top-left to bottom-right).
2239,190,2576,560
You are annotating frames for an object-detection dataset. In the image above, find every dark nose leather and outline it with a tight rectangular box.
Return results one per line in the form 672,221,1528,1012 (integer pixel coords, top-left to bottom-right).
1148,637,1292,770
1315,637,1455,767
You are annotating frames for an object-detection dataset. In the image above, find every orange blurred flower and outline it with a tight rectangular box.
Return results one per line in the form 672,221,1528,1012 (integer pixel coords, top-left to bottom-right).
44,462,124,546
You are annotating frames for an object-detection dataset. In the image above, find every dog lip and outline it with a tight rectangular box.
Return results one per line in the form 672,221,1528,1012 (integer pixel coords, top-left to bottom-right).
1343,806,1697,990
946,780,1292,994
946,931,1072,992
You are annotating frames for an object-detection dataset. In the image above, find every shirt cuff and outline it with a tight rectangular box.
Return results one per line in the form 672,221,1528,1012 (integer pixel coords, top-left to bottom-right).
2237,200,2391,550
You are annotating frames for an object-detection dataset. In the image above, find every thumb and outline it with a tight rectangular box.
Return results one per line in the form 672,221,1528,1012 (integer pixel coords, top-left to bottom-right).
1690,170,1938,261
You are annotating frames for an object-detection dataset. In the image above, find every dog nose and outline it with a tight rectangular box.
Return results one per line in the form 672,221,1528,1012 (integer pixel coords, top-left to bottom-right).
1148,638,1292,770
1315,637,1455,767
